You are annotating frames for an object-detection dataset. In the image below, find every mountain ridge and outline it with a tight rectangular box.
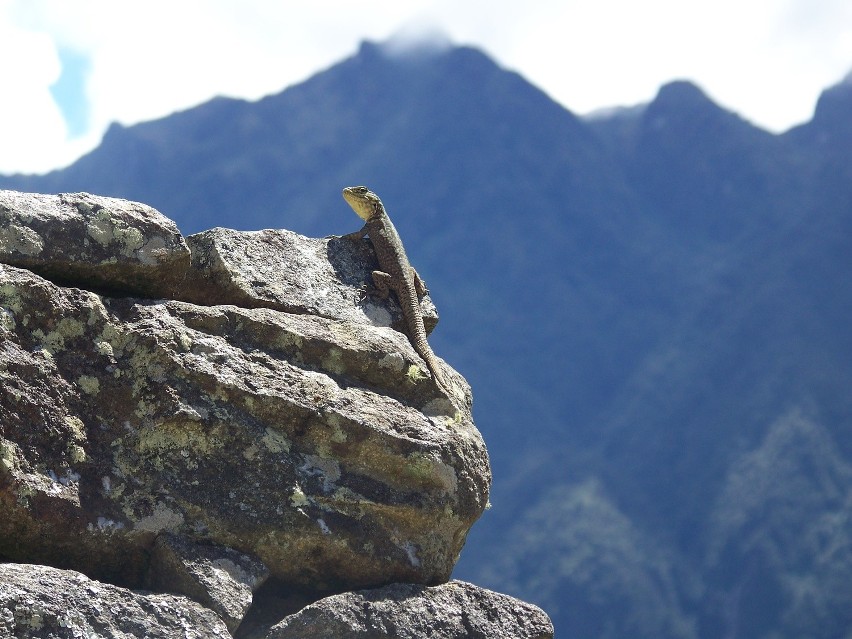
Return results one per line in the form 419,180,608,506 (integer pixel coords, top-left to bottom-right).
2,41,851,639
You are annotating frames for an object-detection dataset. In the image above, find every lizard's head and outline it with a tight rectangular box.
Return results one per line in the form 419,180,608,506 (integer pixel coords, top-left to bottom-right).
342,186,382,221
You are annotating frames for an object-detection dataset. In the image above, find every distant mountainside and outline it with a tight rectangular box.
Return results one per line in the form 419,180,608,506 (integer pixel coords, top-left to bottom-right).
3,41,852,639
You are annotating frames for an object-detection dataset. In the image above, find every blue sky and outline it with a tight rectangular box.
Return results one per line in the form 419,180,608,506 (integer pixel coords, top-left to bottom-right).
49,46,90,138
1,0,851,174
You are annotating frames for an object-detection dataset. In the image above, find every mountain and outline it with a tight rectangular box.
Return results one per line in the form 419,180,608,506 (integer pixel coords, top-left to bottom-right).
3,41,852,639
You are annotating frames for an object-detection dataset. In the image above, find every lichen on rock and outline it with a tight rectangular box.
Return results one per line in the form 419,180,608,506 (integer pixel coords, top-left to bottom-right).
0,189,553,637
266,580,555,639
0,190,190,298
0,563,231,638
0,190,489,599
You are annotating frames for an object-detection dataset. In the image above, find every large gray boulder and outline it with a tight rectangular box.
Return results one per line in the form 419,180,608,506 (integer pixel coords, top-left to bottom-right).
147,533,270,632
266,580,555,639
182,228,440,334
0,190,190,298
0,190,438,333
0,563,231,638
0,191,489,598
0,566,554,639
0,190,561,638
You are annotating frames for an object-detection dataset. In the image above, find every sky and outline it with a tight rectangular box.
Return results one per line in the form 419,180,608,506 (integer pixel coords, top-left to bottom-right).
1,0,851,175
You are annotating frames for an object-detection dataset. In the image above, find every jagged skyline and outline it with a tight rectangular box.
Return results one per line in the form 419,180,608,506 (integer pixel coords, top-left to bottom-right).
1,0,851,175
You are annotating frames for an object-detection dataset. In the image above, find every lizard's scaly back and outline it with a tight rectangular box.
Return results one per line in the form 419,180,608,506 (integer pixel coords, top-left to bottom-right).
341,185,451,394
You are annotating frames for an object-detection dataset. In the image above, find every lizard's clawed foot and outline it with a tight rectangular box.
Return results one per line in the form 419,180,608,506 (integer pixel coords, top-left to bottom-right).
354,284,370,304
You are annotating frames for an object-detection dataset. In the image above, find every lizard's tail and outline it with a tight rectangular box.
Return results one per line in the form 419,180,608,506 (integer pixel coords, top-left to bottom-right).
424,354,452,395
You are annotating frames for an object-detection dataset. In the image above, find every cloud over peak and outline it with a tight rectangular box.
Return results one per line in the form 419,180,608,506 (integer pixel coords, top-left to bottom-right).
380,21,453,59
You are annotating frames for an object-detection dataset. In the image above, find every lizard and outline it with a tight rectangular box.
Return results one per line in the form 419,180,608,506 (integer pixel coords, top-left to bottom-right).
341,185,450,393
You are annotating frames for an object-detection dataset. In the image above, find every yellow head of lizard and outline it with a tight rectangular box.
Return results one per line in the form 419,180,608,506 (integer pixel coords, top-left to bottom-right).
342,186,383,221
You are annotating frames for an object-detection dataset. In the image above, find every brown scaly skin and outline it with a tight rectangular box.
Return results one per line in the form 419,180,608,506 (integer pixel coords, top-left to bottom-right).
342,186,450,393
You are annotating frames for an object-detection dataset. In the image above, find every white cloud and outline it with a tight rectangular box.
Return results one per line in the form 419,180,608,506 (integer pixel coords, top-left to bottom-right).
1,0,851,174
1,0,437,173
0,19,71,173
482,0,852,131
380,19,453,57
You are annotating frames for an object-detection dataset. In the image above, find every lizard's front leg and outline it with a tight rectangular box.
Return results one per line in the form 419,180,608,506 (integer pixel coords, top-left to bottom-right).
370,271,393,300
341,224,369,242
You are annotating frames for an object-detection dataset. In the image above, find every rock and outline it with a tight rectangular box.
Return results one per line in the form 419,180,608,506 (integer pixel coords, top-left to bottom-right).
182,228,439,334
0,262,486,589
0,191,190,299
0,190,489,594
266,580,555,639
0,190,554,636
147,533,270,632
0,191,438,333
0,562,230,638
